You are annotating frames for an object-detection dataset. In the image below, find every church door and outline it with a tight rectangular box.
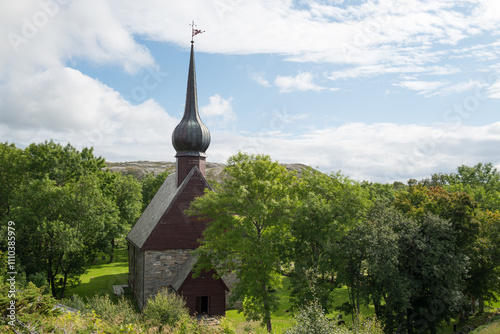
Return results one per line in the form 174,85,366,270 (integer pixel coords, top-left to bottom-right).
196,296,209,314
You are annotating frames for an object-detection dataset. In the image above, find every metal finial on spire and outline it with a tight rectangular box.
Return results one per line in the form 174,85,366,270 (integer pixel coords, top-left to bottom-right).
191,20,205,44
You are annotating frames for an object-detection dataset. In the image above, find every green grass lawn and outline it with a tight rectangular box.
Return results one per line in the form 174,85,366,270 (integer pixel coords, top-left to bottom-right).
65,249,129,301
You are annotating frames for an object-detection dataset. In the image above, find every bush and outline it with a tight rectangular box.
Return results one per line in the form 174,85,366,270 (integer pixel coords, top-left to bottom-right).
142,288,189,329
284,301,336,334
285,300,384,334
61,293,140,330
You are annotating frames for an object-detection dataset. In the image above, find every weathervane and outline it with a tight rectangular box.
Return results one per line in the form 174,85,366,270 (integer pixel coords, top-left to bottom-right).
191,20,205,44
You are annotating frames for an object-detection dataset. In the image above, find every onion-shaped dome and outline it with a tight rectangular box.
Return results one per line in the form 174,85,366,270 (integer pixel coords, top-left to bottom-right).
172,43,211,157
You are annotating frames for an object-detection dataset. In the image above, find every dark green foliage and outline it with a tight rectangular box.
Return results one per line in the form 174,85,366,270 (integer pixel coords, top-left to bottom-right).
0,143,26,220
8,174,117,298
0,141,142,298
140,170,170,211
289,169,369,312
342,203,468,333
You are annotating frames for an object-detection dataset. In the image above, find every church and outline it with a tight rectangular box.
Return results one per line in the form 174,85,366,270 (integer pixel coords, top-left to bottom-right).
126,36,229,316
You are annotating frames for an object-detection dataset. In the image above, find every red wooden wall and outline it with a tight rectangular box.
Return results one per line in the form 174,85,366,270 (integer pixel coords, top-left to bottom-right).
178,269,228,317
143,171,209,250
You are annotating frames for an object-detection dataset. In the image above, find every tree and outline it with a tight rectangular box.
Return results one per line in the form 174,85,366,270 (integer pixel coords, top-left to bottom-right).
0,142,26,220
0,141,134,298
350,202,467,333
393,184,490,318
106,173,142,263
140,170,170,211
9,175,116,298
465,209,500,313
189,152,297,332
288,169,369,312
24,140,106,186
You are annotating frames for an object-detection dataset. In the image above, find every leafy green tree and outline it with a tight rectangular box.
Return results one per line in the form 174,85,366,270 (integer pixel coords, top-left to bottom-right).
465,210,500,313
140,170,170,211
394,184,488,329
9,175,116,298
394,184,479,248
432,163,500,312
352,202,467,333
24,140,105,186
289,169,368,312
189,152,297,332
0,142,26,220
106,173,142,262
0,141,137,298
360,181,399,203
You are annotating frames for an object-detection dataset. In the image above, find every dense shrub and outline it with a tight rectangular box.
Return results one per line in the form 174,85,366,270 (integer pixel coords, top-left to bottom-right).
284,301,336,334
285,301,383,334
62,294,140,327
142,287,190,329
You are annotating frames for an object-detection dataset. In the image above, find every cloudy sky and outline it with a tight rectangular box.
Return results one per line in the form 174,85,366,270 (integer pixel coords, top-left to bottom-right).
1,0,500,183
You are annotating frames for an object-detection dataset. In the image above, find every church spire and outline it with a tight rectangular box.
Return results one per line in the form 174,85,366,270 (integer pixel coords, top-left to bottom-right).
172,31,210,186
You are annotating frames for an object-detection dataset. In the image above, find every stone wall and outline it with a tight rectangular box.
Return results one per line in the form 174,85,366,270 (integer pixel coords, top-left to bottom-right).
143,249,191,307
222,271,242,309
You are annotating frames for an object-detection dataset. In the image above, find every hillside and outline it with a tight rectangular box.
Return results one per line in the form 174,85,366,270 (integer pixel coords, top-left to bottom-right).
105,161,312,183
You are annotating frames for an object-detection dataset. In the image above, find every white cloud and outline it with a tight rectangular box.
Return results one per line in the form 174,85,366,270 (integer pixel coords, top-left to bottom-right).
208,121,500,183
396,80,449,96
275,72,325,93
328,64,460,81
1,0,500,183
200,94,236,126
0,0,154,79
396,79,492,97
437,79,489,96
250,72,270,87
488,81,500,98
0,66,179,161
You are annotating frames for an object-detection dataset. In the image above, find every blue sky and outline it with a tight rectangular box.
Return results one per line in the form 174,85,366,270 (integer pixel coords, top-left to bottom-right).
1,0,500,182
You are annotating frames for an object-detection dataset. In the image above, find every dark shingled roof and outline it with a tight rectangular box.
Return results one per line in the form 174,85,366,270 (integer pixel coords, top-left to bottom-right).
170,255,229,293
170,255,197,292
126,166,208,249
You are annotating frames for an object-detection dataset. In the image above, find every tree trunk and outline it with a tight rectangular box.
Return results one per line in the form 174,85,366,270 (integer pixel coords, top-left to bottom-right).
262,281,272,333
266,318,272,333
109,238,115,263
59,272,68,299
48,268,57,297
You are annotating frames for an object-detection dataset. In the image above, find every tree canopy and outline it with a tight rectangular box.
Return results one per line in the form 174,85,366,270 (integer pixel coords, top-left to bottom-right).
0,141,142,297
189,152,298,332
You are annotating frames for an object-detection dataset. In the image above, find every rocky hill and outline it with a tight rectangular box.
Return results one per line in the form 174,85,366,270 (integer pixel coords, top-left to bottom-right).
105,161,312,183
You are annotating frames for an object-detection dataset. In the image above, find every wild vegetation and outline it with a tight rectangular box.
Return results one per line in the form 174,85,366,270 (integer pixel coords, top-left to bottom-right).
190,153,500,333
1,141,499,333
